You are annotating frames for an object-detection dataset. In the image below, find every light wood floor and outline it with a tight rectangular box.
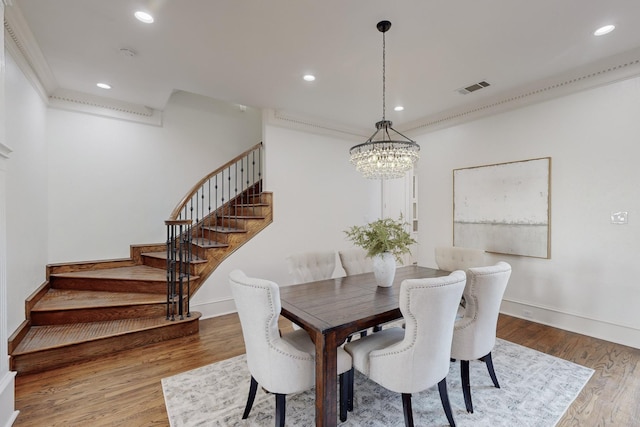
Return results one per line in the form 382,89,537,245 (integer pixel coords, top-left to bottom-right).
13,314,640,426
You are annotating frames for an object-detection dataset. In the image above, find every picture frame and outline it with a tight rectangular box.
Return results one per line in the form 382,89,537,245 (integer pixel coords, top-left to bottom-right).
453,157,551,258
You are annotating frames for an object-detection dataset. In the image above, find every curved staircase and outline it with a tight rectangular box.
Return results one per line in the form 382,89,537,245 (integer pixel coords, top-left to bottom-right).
8,143,272,375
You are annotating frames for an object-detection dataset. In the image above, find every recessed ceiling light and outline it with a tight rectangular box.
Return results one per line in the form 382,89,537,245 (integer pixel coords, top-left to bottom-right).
96,83,111,89
394,106,404,112
594,25,615,36
135,11,154,24
303,74,316,82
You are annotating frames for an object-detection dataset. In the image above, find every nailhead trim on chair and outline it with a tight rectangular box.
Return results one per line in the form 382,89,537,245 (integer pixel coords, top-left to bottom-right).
244,282,314,361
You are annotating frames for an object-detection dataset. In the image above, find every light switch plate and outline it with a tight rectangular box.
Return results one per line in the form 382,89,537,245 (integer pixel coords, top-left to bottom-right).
611,211,628,224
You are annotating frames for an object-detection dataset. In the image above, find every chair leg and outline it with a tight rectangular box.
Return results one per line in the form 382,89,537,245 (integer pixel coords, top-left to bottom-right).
274,393,286,427
347,367,354,411
481,352,500,388
437,378,456,427
242,376,258,419
339,371,349,421
460,360,473,413
401,393,414,427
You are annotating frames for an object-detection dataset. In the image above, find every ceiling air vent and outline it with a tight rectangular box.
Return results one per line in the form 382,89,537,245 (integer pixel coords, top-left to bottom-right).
457,80,490,95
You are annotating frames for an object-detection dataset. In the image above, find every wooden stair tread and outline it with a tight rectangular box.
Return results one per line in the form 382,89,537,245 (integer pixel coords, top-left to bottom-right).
50,265,169,282
220,215,265,219
12,312,201,355
33,289,165,311
200,226,246,233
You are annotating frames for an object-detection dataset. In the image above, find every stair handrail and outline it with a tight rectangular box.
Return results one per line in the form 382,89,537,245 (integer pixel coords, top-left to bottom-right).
168,142,264,220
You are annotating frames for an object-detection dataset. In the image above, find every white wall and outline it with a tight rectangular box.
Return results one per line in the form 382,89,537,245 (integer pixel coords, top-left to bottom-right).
190,124,382,316
1,4,19,423
415,76,640,348
5,50,48,338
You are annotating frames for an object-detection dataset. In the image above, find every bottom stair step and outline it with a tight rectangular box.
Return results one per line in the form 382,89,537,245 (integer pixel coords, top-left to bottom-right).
10,312,201,375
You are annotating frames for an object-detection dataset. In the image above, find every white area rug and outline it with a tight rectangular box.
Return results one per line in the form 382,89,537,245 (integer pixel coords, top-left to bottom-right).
162,339,593,426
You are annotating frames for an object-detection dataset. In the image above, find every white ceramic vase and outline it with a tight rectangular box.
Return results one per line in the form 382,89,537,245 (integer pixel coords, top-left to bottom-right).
372,252,396,287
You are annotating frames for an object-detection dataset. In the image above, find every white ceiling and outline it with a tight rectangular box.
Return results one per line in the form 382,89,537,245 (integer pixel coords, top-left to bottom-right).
10,0,640,134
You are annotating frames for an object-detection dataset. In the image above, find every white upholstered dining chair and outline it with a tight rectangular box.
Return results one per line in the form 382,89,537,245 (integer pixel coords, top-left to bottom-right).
344,271,467,427
339,247,378,337
450,261,512,413
286,250,337,284
435,246,486,272
229,269,353,426
339,248,374,275
285,250,337,330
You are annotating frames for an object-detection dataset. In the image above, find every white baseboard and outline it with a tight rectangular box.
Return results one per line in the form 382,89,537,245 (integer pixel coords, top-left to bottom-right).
0,370,18,427
191,297,237,320
501,298,640,350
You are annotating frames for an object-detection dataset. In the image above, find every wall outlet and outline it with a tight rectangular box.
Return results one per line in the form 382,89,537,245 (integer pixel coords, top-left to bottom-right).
611,211,628,224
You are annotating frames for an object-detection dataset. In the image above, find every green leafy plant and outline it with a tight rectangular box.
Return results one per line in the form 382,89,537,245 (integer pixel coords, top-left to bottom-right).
344,215,417,262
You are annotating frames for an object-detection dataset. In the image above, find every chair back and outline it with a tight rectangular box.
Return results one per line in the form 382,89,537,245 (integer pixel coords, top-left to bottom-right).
368,271,466,393
451,262,512,360
286,250,336,284
435,246,486,272
229,270,314,393
339,248,373,275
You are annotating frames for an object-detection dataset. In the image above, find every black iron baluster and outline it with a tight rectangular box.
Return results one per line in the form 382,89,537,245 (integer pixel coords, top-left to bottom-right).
165,223,172,320
215,174,219,245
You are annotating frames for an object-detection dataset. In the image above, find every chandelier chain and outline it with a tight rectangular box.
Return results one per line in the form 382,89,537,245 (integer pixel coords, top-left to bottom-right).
382,30,386,121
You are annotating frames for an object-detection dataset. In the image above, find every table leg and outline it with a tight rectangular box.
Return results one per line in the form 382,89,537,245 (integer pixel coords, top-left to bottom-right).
314,331,338,427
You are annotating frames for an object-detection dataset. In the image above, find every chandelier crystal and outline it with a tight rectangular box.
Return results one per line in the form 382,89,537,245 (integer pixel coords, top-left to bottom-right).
350,20,420,180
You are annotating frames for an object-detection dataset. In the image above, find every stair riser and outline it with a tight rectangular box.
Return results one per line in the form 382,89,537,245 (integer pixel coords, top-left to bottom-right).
31,304,166,325
51,277,166,294
238,193,268,204
229,206,269,217
215,217,249,230
10,318,199,375
141,254,202,276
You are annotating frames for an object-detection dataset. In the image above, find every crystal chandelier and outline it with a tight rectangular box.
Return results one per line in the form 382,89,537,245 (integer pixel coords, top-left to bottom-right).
349,20,420,180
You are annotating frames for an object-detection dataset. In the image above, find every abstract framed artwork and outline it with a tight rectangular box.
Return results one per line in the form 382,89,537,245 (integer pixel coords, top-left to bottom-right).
453,157,551,258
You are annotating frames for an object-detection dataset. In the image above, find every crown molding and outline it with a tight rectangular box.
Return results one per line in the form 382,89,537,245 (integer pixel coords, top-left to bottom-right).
4,2,163,126
264,109,368,142
400,47,640,137
49,88,163,126
4,5,53,103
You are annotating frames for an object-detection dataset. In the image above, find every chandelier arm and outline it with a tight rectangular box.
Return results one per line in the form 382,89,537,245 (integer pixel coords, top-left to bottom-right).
349,129,382,153
384,126,392,142
387,126,418,144
366,128,382,144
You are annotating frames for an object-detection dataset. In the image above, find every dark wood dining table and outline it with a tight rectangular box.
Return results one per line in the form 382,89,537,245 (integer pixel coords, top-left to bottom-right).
278,265,450,427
